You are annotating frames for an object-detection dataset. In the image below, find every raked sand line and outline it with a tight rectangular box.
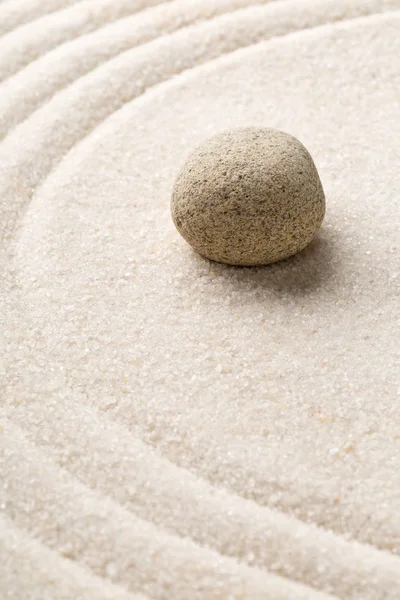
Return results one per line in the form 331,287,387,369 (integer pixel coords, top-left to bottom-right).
0,0,180,82
0,0,398,242
0,516,147,600
5,397,400,600
0,0,85,36
0,420,337,600
0,0,280,135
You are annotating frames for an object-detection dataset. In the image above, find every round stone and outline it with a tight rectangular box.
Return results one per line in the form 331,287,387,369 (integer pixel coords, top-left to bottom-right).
171,127,325,266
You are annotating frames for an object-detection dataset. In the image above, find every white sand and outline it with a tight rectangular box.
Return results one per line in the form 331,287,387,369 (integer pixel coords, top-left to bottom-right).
1,1,399,598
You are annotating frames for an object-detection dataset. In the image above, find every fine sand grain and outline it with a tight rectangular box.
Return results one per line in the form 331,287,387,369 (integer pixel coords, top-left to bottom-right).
1,1,399,599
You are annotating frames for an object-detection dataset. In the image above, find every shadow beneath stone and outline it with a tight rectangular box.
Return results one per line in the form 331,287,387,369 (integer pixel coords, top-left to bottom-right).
198,226,341,298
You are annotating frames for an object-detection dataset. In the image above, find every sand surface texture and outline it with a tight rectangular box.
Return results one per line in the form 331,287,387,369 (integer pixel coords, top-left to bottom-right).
1,1,399,598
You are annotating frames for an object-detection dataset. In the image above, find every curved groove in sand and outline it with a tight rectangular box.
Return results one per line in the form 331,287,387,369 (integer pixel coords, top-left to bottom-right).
0,515,146,600
0,0,282,137
0,0,85,37
1,419,337,600
5,394,400,600
0,0,176,82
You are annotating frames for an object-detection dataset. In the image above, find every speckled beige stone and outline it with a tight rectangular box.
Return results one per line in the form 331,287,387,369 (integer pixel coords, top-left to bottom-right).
171,127,325,266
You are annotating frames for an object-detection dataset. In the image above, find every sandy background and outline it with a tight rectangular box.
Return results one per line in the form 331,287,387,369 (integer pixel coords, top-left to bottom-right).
1,1,399,598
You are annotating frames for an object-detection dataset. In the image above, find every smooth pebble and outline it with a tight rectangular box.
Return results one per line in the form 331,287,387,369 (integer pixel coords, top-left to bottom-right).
171,127,326,266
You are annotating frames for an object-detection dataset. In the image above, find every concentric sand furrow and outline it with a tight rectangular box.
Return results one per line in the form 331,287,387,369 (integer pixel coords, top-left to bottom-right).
1,0,398,244
5,9,399,554
0,420,337,600
0,0,84,36
0,0,280,138
0,516,147,600
0,0,175,82
5,398,400,600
